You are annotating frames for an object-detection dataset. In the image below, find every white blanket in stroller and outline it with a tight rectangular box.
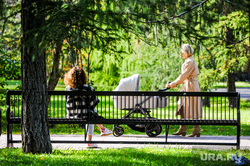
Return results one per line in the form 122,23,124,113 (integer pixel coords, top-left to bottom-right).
112,74,158,109
113,74,140,91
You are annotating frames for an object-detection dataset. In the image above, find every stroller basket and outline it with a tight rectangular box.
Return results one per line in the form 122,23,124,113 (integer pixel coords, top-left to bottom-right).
113,95,158,109
112,74,167,110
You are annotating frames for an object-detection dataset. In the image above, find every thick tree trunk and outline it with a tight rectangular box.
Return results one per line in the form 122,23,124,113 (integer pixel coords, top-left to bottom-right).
21,0,52,154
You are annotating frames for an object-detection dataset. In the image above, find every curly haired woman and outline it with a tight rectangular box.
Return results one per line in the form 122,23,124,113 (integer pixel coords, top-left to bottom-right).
64,66,112,148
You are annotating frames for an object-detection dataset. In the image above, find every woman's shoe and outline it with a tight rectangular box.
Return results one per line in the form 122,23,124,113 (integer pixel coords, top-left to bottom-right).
87,143,98,148
172,125,187,136
101,128,113,136
186,126,201,137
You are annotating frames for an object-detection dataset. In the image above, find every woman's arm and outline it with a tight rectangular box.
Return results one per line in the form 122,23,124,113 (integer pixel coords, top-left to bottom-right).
169,61,194,88
86,85,100,109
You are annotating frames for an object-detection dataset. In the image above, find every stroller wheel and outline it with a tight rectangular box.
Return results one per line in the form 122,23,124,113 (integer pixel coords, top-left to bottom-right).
113,125,124,137
145,124,162,137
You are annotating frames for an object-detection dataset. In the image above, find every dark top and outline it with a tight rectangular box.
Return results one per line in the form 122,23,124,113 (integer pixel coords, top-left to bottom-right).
65,85,100,119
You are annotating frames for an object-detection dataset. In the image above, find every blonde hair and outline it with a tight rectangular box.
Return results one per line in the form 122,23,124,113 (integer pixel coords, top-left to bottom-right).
64,66,88,88
181,44,194,57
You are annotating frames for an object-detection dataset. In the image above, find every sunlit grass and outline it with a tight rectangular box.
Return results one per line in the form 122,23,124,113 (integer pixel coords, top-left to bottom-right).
0,147,249,166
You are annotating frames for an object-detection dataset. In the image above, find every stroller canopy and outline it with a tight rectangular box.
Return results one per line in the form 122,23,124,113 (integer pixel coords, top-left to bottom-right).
113,74,140,91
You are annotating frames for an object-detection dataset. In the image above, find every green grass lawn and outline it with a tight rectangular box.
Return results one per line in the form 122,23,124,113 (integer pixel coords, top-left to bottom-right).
0,147,250,166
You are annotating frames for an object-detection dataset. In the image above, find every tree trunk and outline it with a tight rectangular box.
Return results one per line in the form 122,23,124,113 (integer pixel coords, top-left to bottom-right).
47,43,62,91
225,26,236,93
227,72,236,92
224,3,236,108
227,71,237,107
47,43,62,119
225,28,237,107
21,0,52,154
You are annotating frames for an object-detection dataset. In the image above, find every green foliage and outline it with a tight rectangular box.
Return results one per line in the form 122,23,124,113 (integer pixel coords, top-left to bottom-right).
85,1,250,91
198,68,219,91
221,11,249,31
0,44,21,88
88,37,183,91
120,41,183,91
2,0,250,92
0,0,21,88
198,8,249,88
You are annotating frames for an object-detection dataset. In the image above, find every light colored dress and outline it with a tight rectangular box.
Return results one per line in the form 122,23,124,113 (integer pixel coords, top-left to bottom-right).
170,56,202,119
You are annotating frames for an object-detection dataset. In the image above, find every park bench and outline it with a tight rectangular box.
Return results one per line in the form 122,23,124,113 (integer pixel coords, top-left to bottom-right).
5,90,240,149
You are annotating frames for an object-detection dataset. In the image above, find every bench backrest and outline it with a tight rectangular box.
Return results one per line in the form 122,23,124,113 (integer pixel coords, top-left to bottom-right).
6,90,240,125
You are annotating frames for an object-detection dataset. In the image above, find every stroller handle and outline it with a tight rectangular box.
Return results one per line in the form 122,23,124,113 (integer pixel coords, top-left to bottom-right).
157,88,170,91
158,81,171,91
135,81,171,107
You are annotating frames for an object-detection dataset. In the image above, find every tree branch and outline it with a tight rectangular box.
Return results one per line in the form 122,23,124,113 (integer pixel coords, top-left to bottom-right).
224,36,249,45
1,10,21,37
225,0,250,12
115,0,209,24
170,0,209,19
0,10,21,21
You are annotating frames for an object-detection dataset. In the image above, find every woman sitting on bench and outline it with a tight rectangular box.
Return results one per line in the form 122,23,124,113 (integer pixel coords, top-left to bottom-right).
64,66,113,148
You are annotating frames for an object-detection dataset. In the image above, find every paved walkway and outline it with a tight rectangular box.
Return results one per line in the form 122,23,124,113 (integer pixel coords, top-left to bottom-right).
1,134,249,150
213,87,250,100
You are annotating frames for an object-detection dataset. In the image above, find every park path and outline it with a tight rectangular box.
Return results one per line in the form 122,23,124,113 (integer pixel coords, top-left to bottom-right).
213,87,250,100
0,134,249,150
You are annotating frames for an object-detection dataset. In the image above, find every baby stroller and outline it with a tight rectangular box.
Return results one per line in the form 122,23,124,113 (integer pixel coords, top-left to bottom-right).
112,74,169,137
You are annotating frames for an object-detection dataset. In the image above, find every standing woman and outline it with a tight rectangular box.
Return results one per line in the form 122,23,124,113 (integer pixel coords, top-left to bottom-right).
166,44,202,137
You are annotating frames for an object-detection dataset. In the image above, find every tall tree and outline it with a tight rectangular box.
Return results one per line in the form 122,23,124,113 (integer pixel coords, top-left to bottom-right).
18,0,163,153
21,0,52,153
